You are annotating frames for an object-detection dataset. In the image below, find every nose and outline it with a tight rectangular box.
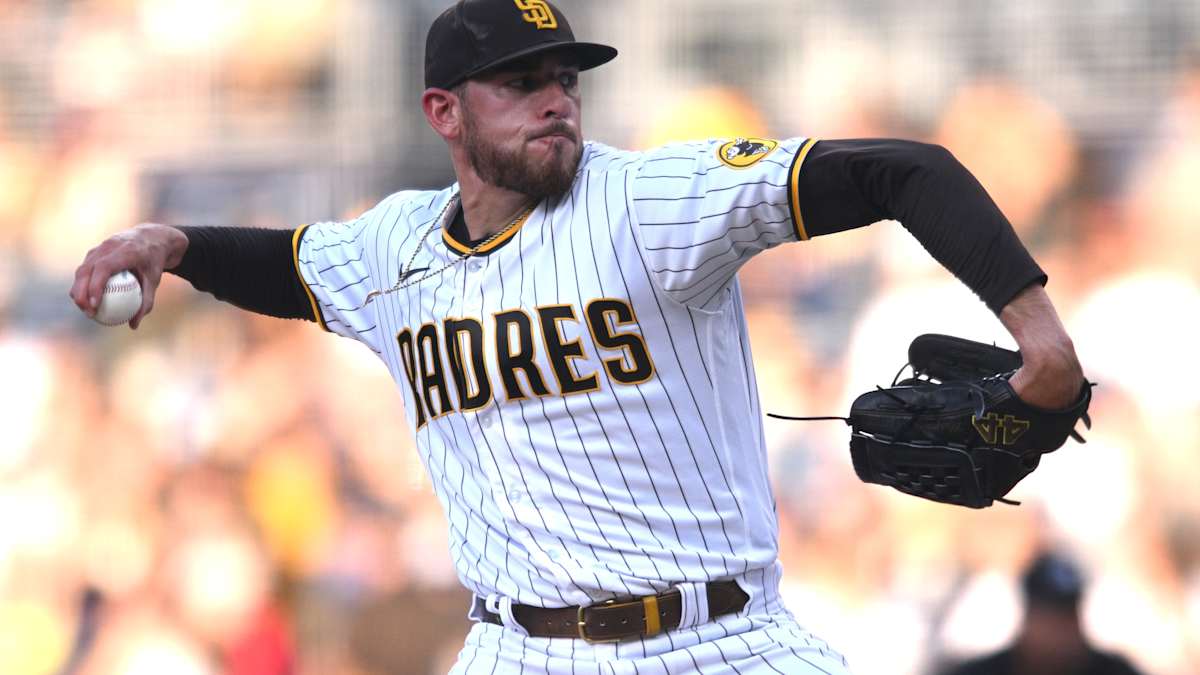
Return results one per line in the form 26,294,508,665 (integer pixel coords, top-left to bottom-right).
538,81,573,120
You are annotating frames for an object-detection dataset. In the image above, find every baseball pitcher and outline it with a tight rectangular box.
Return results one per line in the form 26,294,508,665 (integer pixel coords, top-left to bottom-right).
70,0,1088,672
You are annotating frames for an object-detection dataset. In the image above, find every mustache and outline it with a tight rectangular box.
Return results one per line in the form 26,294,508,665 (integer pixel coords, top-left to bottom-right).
527,122,577,142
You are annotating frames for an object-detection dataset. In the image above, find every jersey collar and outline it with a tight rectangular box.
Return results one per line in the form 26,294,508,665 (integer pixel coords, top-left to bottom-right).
442,194,537,257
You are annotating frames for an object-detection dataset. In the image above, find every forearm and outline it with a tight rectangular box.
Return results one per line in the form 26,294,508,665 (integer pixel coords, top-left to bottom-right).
1000,283,1072,350
168,226,316,321
998,283,1084,407
796,139,1046,314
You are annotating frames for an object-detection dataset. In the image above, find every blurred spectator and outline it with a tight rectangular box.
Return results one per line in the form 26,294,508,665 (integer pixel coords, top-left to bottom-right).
937,552,1144,675
934,79,1077,236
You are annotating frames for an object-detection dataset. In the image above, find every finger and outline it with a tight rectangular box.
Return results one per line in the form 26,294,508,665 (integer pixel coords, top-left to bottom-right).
130,270,160,330
85,259,121,316
130,298,154,329
70,264,92,311
69,246,104,309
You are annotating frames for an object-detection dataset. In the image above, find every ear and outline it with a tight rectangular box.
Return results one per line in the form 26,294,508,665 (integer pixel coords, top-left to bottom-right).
422,86,464,140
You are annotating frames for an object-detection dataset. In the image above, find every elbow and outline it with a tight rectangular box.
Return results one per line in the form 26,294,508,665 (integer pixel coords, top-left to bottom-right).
880,141,966,191
904,141,960,175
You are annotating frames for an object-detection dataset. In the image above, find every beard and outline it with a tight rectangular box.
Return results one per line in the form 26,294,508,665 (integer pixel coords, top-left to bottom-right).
461,108,582,200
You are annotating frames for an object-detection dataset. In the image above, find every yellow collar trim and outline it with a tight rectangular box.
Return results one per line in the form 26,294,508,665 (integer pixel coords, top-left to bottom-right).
442,206,535,255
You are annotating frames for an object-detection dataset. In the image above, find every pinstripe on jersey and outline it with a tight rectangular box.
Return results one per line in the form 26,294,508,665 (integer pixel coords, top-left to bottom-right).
293,137,817,610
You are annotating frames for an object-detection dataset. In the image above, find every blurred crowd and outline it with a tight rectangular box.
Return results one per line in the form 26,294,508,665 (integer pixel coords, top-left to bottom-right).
1,1,1198,674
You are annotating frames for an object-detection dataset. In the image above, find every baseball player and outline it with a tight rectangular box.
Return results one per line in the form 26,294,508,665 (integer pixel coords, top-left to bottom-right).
70,0,1085,672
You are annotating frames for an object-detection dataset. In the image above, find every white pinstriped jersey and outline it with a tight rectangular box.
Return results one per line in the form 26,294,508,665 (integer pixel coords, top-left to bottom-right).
294,137,817,609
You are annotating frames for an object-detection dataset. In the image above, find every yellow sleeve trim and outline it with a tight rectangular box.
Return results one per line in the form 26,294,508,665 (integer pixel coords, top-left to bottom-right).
788,138,820,241
292,224,330,332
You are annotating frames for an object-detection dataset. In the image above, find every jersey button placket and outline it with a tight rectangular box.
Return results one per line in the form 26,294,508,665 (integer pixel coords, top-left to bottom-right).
510,490,537,522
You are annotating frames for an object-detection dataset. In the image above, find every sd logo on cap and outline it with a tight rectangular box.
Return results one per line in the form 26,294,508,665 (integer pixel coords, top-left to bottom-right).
425,0,618,91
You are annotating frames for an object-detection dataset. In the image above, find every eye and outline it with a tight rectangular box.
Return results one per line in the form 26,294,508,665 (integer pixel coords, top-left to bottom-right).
559,72,579,92
508,77,534,91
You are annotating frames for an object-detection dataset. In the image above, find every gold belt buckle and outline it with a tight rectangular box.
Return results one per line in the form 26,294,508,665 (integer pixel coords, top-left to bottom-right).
576,593,665,643
576,599,623,643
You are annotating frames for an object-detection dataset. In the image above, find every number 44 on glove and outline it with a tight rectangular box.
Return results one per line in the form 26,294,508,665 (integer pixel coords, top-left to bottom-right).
772,334,1094,509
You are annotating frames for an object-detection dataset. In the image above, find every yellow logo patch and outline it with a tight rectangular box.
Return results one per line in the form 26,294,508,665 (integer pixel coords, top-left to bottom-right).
717,138,779,168
971,413,1031,446
515,0,558,30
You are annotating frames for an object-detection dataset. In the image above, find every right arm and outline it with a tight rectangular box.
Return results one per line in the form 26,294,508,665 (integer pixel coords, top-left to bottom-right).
168,226,317,322
70,224,318,329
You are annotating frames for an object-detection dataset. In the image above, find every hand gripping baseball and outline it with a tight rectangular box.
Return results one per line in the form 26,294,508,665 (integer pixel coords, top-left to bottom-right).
771,334,1094,508
70,223,189,329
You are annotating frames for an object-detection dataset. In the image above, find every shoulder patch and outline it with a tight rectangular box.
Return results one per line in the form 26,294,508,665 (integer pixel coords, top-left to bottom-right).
717,137,779,168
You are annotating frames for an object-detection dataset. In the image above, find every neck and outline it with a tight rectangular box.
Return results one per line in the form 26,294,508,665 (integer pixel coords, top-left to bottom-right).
453,162,534,241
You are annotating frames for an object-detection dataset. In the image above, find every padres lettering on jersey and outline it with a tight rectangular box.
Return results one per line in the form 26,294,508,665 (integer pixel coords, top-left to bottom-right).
292,137,816,608
395,299,654,429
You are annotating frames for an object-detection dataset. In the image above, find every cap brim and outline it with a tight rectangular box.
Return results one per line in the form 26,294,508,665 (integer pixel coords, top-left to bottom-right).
454,42,618,87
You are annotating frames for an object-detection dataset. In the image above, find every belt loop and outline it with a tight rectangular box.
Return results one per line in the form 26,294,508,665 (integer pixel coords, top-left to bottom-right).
675,581,710,630
491,594,530,637
468,595,488,622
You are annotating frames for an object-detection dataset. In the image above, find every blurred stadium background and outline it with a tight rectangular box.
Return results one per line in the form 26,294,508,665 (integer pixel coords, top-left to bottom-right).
1,0,1198,673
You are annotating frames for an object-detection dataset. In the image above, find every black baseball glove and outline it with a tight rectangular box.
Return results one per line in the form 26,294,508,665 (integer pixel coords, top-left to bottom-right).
772,334,1093,508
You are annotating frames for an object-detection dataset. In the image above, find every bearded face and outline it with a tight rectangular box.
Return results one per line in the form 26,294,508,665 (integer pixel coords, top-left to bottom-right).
460,95,582,200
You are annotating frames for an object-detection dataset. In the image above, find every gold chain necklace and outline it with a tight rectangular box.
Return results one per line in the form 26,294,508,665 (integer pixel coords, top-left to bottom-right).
361,195,533,307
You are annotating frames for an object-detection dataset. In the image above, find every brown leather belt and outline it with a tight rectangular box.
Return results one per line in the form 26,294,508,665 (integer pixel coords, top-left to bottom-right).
476,580,749,643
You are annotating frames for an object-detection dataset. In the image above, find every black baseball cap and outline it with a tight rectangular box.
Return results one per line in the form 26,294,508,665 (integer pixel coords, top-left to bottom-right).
424,0,618,90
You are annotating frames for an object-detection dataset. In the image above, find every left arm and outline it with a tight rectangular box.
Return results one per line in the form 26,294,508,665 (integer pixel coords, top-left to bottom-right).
796,139,1083,407
997,283,1083,409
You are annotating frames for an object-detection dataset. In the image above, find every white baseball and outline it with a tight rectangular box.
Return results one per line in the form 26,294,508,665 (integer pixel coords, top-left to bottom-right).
93,271,143,326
